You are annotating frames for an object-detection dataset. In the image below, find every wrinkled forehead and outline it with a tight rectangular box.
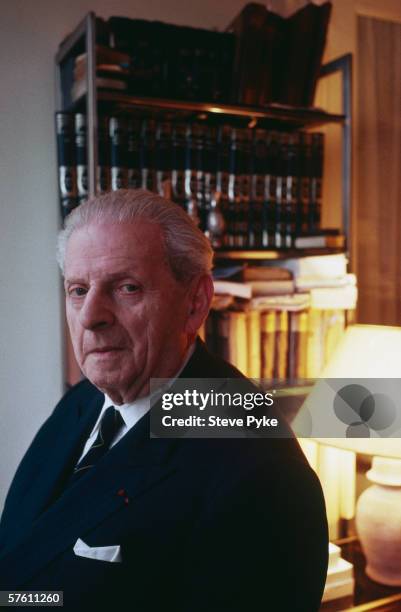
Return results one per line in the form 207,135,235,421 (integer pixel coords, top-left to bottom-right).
64,220,169,275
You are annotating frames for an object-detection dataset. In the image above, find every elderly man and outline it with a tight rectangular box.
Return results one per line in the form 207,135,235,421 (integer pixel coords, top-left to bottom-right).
0,190,328,611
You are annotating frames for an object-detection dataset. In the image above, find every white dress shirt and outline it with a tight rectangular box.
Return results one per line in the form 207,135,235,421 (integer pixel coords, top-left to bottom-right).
77,343,195,463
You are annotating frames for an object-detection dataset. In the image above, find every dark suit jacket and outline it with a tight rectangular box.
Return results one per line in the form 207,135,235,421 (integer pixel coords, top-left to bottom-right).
0,340,328,611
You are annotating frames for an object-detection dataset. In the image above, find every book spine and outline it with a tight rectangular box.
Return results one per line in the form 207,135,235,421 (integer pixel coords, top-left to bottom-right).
184,123,198,210
74,113,88,204
55,112,78,218
249,129,266,248
97,115,110,193
154,121,172,196
127,118,142,189
261,311,276,381
299,132,311,234
274,310,289,381
139,119,155,192
171,123,187,207
309,132,324,230
263,132,278,248
227,128,242,247
275,133,287,248
217,311,230,362
288,309,308,381
203,125,217,232
216,125,231,244
247,309,261,379
283,132,300,247
194,124,205,225
109,116,128,190
239,128,251,248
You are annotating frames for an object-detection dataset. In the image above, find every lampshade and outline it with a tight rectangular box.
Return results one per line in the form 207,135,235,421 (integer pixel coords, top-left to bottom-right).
314,438,401,459
295,324,401,443
320,323,401,378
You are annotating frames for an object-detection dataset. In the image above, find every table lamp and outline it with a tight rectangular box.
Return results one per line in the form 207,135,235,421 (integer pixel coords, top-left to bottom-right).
308,325,401,586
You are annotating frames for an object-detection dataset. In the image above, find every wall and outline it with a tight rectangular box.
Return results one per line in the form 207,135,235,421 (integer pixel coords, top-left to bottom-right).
1,0,400,511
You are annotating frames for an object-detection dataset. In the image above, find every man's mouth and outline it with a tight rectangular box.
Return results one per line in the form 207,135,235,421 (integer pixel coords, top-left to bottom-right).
88,347,124,355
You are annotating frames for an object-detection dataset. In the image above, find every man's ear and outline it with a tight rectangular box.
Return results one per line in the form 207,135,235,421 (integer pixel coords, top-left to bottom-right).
184,274,214,336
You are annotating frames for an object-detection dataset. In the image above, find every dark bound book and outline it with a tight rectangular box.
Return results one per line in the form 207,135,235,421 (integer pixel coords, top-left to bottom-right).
74,113,88,204
109,116,128,190
55,112,77,218
97,115,110,193
275,2,332,106
229,3,274,106
127,118,141,189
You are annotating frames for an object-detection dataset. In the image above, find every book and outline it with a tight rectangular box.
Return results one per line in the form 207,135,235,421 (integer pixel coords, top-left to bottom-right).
288,310,308,380
249,129,267,248
322,543,354,603
274,311,289,381
247,310,261,378
74,113,88,204
140,119,156,192
127,118,141,189
250,293,310,312
213,280,252,300
296,273,356,291
228,311,248,375
243,266,293,282
216,311,230,362
97,115,110,193
228,3,279,106
294,231,345,249
246,279,295,296
171,123,186,207
309,132,324,230
155,121,172,196
275,2,332,107
211,295,235,311
309,285,357,310
55,112,77,218
109,116,128,190
261,311,276,380
267,253,348,279
75,46,130,69
71,77,127,102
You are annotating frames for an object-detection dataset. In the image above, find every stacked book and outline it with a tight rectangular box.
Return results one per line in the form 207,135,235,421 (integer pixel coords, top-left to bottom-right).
321,543,354,606
55,113,330,251
203,254,356,380
60,45,130,108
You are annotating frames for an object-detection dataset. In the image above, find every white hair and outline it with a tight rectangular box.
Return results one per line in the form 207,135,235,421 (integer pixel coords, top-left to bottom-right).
57,189,213,284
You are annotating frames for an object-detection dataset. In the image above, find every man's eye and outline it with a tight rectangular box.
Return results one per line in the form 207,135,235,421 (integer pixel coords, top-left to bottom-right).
69,287,87,297
121,284,139,294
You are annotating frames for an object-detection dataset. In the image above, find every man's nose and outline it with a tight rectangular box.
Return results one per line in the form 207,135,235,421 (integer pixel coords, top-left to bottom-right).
79,289,115,330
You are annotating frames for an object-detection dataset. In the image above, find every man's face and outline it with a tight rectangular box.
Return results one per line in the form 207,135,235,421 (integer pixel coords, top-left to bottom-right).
64,221,192,404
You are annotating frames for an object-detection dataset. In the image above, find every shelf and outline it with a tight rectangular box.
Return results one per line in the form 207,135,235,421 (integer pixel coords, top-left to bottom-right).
214,248,347,261
101,92,345,129
68,90,345,129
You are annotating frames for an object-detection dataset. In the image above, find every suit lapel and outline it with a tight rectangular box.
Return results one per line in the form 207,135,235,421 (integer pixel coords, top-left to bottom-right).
0,413,178,588
30,390,104,519
0,341,211,586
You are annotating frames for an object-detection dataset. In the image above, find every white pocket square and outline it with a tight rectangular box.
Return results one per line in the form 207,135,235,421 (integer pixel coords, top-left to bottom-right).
73,538,122,563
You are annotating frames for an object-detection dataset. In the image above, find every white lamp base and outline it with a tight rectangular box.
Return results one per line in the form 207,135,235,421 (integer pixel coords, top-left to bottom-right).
356,457,401,586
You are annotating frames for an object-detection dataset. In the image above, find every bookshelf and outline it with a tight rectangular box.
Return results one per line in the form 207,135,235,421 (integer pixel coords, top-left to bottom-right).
55,11,354,386
55,11,352,254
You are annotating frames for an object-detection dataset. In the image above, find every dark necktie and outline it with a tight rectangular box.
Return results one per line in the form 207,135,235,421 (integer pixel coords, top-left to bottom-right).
67,406,124,487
